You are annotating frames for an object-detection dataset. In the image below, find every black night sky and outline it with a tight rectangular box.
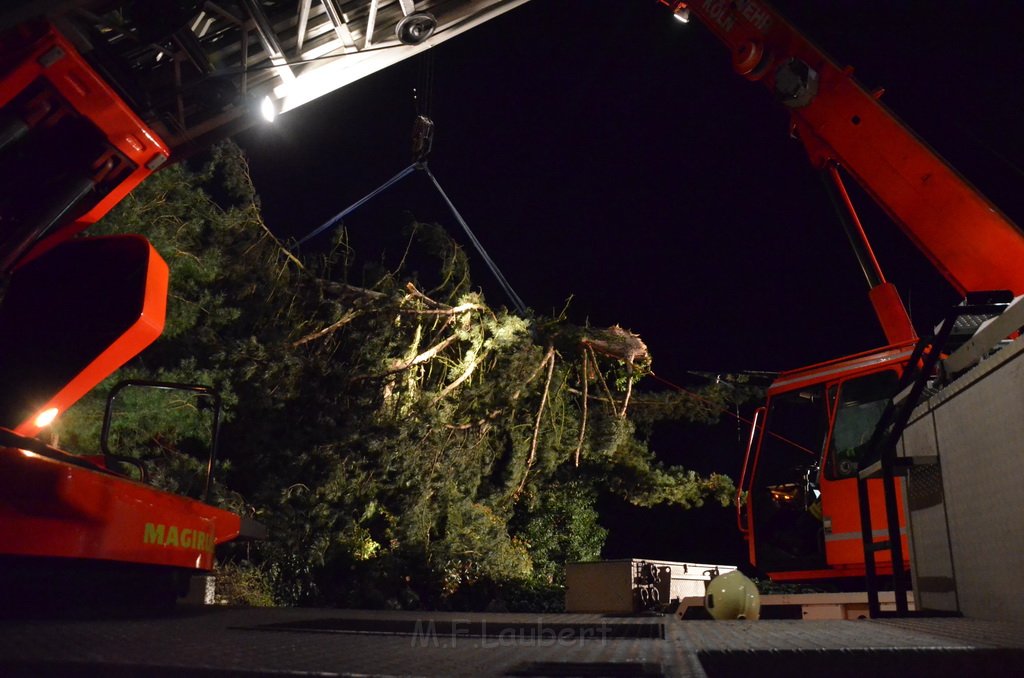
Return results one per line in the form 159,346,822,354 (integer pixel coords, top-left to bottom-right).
237,1,1024,567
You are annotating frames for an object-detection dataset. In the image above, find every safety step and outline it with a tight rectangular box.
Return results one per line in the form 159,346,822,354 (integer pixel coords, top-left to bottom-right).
941,293,1024,380
859,455,937,480
936,291,1014,353
891,381,940,408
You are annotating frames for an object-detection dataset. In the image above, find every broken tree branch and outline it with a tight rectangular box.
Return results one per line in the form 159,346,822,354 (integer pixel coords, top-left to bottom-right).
432,352,486,403
574,350,589,467
291,309,361,348
516,347,556,496
588,346,620,416
579,324,649,369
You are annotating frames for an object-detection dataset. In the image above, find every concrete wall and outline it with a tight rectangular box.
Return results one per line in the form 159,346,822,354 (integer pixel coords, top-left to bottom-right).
902,338,1024,621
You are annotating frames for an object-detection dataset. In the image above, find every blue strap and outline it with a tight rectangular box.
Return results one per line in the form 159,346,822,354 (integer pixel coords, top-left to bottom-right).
291,161,528,317
421,163,528,317
293,163,418,248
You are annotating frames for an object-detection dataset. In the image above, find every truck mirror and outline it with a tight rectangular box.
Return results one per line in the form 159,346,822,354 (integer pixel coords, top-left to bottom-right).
0,235,168,436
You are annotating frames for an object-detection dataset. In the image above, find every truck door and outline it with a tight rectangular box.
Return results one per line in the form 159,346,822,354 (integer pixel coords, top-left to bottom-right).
818,369,905,572
747,365,908,581
748,383,831,575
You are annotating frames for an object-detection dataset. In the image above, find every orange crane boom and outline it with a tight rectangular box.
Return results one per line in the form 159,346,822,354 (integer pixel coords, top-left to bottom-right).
662,0,1024,587
673,0,1024,299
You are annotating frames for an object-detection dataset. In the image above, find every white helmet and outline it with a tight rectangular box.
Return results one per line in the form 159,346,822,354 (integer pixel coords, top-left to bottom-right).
704,571,761,620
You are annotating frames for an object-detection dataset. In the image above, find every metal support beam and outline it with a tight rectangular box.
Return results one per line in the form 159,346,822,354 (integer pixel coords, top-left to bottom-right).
321,0,358,52
296,0,312,53
240,0,294,81
365,0,381,48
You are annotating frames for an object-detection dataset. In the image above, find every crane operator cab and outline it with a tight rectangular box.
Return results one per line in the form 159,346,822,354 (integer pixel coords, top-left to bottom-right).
737,346,910,583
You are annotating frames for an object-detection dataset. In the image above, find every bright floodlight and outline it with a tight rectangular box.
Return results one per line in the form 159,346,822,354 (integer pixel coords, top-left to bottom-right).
674,9,690,22
34,407,59,427
260,95,277,123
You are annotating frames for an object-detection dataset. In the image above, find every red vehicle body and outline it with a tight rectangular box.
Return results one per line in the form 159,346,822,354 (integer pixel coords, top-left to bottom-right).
667,0,1024,583
737,343,916,582
0,21,249,604
3,0,1021,602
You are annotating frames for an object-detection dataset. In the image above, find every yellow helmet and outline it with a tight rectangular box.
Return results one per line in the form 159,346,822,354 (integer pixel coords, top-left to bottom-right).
704,571,761,620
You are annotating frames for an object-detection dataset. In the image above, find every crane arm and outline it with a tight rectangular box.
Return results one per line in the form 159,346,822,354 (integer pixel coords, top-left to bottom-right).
670,0,1024,298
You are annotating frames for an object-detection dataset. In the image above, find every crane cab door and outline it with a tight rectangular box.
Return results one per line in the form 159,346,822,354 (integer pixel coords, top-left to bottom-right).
745,381,830,575
818,370,904,572
744,358,909,582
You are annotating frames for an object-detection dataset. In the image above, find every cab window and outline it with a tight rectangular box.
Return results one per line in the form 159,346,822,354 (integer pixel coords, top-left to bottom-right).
825,370,899,480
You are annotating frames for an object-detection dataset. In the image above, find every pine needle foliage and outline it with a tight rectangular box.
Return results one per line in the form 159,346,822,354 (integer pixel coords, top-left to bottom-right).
56,143,755,610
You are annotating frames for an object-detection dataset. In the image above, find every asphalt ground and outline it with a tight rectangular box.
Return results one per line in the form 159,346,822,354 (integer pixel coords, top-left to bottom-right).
2,606,1023,677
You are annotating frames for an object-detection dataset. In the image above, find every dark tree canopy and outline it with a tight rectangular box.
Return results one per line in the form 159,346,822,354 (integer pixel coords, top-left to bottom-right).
56,143,756,610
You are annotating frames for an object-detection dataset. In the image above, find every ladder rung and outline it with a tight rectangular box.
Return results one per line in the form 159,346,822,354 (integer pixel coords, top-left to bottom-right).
891,383,915,406
859,455,938,480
